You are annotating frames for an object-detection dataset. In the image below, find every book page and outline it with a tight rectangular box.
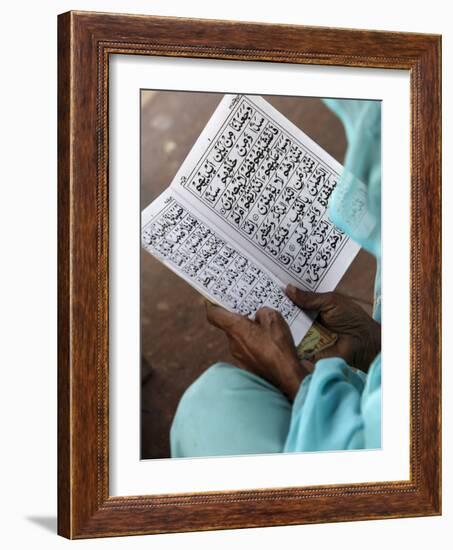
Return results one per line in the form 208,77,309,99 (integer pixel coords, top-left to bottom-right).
168,95,360,291
142,189,313,344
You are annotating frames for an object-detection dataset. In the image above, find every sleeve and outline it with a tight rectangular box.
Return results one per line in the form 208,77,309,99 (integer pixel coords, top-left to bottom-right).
283,358,368,452
284,355,382,453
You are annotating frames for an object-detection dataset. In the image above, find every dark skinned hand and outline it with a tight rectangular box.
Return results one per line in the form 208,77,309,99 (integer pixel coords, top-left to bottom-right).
205,302,306,401
205,286,381,401
286,284,381,373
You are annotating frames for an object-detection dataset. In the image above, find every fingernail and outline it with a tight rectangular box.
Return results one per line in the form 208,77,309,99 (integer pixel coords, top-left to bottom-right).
286,284,296,294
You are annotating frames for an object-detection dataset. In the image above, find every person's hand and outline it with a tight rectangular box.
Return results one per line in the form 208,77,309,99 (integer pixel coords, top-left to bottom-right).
286,285,381,373
205,302,307,401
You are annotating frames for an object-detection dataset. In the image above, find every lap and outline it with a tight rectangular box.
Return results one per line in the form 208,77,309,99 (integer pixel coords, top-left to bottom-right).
170,362,292,458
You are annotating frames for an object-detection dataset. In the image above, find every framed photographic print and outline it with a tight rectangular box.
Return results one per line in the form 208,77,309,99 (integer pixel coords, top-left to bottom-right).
58,11,441,538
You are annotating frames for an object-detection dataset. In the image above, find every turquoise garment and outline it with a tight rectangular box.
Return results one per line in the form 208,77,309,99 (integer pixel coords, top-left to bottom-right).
171,363,292,457
170,99,382,458
283,356,381,453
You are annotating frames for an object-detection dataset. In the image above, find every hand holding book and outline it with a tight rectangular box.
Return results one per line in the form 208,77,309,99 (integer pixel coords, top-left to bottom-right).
205,285,381,401
287,285,381,374
205,300,305,402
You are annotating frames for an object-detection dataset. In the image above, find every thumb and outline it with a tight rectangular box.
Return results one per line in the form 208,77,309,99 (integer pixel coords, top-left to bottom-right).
205,301,249,334
285,285,334,312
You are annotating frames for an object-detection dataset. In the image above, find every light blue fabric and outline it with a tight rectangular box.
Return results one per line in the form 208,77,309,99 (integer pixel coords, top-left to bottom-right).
170,99,382,458
171,363,292,457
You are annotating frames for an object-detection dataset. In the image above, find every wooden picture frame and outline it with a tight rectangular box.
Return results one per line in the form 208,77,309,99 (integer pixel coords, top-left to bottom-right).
58,10,441,539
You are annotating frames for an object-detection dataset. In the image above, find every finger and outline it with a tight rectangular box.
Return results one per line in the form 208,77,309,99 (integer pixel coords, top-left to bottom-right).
301,359,315,373
285,285,334,311
312,345,351,365
254,306,284,326
205,301,250,333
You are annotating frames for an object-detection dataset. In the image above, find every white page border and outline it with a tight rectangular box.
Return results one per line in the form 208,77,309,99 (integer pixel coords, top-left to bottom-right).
109,55,410,496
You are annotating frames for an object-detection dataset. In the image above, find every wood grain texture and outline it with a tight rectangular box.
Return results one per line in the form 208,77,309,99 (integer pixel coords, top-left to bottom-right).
57,11,71,537
57,10,442,539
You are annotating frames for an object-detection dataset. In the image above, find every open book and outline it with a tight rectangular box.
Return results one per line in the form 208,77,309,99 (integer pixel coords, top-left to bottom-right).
141,95,360,344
